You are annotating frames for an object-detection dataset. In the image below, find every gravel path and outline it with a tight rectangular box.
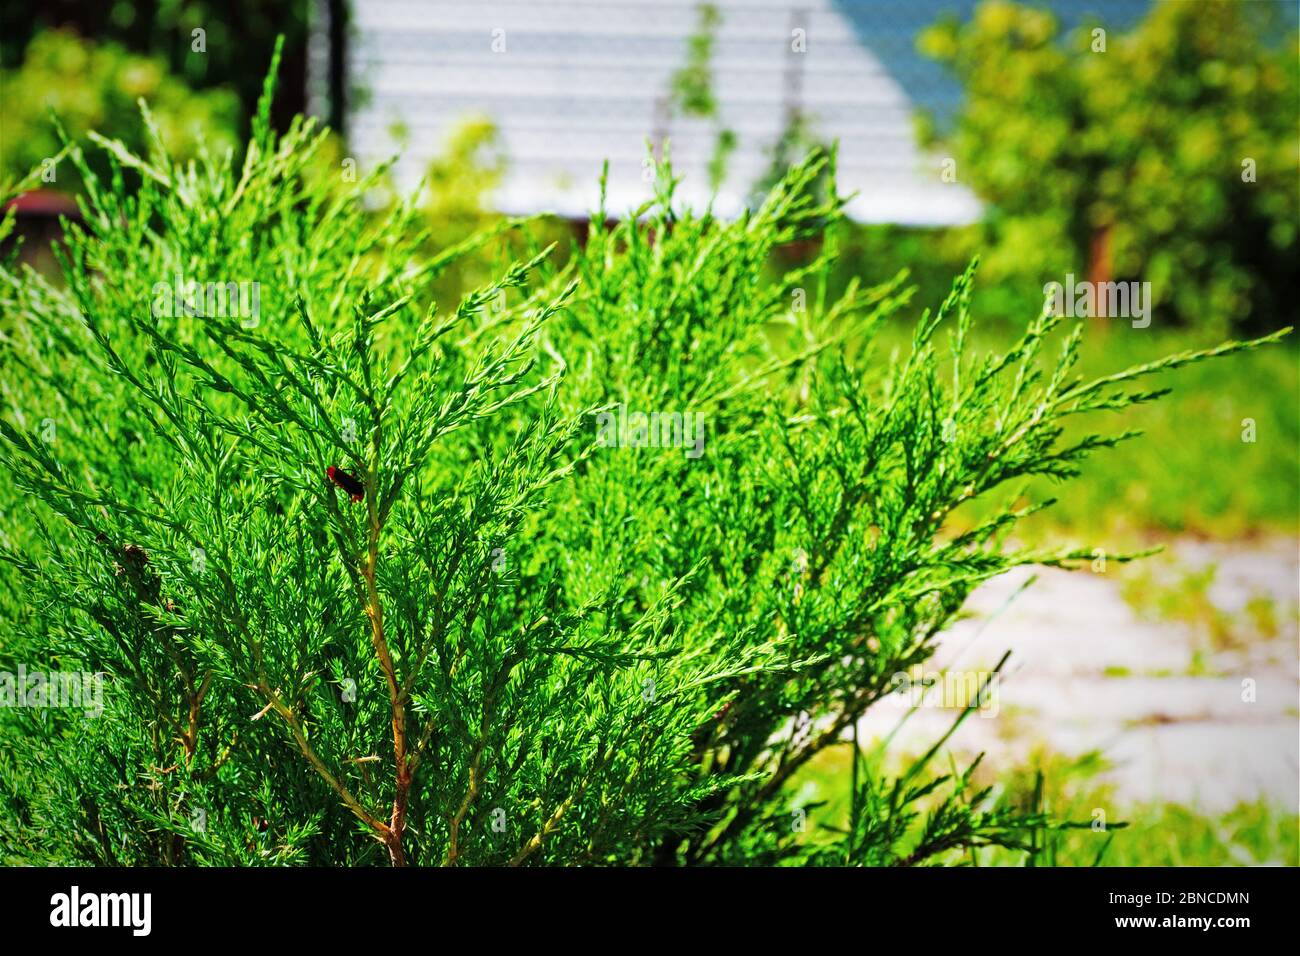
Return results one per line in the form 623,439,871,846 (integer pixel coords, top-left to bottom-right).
858,537,1299,813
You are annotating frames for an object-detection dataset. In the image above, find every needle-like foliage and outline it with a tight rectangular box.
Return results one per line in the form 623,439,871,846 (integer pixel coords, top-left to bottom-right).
0,54,1286,866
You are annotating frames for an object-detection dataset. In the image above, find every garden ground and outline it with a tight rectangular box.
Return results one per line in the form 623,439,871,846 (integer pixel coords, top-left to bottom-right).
798,534,1299,866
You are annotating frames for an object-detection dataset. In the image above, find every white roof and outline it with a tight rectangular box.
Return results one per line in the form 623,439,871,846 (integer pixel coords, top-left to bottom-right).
343,1,1017,224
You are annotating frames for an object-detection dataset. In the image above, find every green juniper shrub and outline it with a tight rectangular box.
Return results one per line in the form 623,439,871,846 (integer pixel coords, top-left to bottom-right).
0,53,1286,866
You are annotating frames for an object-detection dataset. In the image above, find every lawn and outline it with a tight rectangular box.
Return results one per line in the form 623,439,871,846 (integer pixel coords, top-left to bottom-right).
911,320,1298,544
792,747,1299,866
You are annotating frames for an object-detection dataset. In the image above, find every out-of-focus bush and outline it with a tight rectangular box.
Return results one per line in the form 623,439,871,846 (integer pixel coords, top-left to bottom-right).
413,116,572,306
1,2,312,133
920,0,1299,333
0,29,240,193
422,117,508,239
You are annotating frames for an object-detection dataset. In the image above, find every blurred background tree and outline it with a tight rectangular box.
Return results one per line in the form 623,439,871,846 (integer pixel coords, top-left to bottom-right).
0,29,239,192
1,0,312,134
918,0,1299,334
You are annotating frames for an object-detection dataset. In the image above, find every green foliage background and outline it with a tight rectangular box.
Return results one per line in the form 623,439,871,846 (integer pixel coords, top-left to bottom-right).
0,29,239,196
0,1,312,132
918,0,1299,334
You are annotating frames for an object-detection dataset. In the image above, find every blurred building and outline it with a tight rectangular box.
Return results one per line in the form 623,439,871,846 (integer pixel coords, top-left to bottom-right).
337,0,1149,225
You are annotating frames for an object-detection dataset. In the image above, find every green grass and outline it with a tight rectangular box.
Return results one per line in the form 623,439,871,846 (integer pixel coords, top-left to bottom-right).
927,323,1299,544
792,747,1298,866
1073,802,1297,866
1115,555,1294,654
988,752,1299,866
